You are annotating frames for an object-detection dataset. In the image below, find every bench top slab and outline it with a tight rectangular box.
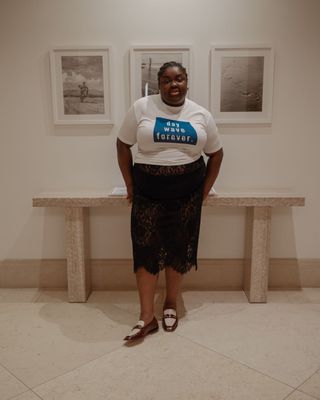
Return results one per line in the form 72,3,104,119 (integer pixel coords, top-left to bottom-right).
33,190,305,208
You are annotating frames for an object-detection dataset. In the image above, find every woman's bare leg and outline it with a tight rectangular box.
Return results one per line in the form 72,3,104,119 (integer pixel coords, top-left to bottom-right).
164,266,183,309
136,267,159,324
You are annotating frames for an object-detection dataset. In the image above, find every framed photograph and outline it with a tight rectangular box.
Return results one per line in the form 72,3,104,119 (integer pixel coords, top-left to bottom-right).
210,45,274,124
130,45,192,104
50,46,113,125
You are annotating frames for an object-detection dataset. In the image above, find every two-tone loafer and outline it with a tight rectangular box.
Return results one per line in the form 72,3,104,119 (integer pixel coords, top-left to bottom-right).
162,308,178,332
124,316,159,341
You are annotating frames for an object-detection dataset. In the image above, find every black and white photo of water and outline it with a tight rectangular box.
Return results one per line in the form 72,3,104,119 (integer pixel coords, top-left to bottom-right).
61,55,105,115
141,53,183,97
220,56,264,112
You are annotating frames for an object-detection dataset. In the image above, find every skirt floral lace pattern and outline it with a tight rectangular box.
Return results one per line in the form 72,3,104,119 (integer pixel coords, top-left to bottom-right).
131,157,206,275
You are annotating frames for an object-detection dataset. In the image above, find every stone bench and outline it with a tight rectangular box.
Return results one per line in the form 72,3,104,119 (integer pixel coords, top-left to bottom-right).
32,190,305,303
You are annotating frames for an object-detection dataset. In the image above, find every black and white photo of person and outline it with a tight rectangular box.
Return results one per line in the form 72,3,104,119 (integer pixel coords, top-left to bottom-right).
78,81,89,103
61,55,105,115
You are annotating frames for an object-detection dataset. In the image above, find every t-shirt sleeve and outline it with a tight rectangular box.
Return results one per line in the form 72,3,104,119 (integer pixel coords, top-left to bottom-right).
117,105,138,146
203,112,222,154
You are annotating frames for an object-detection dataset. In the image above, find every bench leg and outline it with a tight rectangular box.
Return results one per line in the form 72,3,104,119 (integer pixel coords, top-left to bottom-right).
244,206,271,303
65,207,91,302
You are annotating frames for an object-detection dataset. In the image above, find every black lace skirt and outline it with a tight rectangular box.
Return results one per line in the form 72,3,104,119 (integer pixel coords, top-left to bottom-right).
131,156,206,275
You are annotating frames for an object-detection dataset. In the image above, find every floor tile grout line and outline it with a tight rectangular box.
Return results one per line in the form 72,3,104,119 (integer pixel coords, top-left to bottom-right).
31,390,45,400
2,290,320,397
30,329,167,392
3,332,318,400
29,341,135,392
282,388,320,400
1,298,160,394
0,302,132,394
0,361,35,393
8,388,45,400
294,365,320,399
298,365,320,387
173,331,299,391
280,388,297,400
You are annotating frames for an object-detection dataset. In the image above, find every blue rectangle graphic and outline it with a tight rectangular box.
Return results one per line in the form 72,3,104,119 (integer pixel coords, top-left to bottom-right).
153,117,197,145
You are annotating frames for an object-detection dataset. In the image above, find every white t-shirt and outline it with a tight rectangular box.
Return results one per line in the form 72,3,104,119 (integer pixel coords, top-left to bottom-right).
118,94,222,166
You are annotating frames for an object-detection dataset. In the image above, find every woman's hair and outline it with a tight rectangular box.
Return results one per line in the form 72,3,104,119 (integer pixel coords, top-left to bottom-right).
157,61,188,86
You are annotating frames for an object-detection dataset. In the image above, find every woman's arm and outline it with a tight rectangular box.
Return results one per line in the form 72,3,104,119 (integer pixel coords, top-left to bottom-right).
116,138,134,203
203,148,224,200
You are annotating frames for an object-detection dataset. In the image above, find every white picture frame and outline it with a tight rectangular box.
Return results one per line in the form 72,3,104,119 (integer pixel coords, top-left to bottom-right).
129,45,192,105
210,45,274,124
50,46,113,125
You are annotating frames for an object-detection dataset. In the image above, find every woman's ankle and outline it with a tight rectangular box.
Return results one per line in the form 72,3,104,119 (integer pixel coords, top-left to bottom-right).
139,313,155,324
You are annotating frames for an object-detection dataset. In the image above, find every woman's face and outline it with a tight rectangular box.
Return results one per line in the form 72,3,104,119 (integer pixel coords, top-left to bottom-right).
159,66,188,106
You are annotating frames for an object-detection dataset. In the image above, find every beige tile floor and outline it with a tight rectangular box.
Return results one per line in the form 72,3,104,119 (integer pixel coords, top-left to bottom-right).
0,288,320,400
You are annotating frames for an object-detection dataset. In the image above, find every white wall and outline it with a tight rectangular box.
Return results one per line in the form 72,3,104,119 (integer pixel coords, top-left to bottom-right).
1,0,319,261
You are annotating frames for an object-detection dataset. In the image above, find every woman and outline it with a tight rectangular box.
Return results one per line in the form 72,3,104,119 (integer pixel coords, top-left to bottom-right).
117,61,223,341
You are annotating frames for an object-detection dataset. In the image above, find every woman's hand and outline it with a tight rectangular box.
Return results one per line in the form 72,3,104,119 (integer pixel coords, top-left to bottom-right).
117,138,134,204
203,148,223,202
202,186,211,201
126,184,133,204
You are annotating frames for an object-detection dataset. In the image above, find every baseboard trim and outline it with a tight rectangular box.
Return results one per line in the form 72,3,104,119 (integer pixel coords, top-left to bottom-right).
1,258,319,289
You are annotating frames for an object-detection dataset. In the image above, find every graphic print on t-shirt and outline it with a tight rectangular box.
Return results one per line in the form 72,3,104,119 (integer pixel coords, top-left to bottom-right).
153,117,197,145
